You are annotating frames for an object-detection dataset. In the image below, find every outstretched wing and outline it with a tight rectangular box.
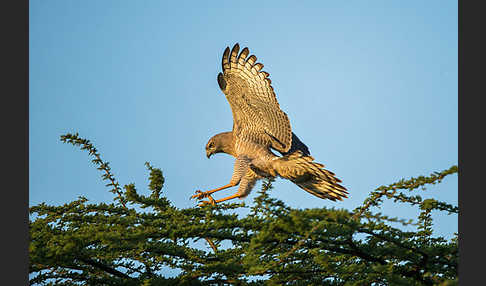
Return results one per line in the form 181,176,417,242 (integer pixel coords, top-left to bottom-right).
217,43,292,153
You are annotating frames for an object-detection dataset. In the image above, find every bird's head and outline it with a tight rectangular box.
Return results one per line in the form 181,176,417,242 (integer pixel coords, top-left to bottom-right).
205,132,233,158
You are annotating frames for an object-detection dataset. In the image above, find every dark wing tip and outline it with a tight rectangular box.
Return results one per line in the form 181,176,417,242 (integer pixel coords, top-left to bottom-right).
222,47,231,72
253,63,264,71
217,72,227,91
239,47,250,61
247,54,257,65
231,44,240,58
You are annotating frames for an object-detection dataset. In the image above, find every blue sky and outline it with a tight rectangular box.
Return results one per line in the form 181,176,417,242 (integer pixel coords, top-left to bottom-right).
30,1,457,238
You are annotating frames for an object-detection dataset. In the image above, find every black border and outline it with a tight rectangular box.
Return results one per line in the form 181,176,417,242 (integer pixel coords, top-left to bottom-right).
2,0,29,283
458,1,481,285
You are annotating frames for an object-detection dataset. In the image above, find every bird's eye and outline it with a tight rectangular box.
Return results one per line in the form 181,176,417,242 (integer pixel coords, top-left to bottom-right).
208,142,214,148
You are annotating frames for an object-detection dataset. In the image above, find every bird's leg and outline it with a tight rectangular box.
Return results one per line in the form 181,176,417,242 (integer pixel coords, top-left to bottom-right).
194,156,248,203
198,193,241,206
191,183,236,200
214,193,241,203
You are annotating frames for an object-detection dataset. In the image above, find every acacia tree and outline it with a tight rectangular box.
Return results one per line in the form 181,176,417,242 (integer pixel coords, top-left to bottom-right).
29,133,458,285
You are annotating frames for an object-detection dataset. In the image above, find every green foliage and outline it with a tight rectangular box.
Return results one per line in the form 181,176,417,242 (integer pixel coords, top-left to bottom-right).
30,134,458,285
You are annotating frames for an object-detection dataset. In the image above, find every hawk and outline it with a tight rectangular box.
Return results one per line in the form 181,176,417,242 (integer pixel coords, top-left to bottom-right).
192,44,347,205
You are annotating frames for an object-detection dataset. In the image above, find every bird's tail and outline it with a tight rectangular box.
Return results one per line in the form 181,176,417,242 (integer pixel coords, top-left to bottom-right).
271,151,348,201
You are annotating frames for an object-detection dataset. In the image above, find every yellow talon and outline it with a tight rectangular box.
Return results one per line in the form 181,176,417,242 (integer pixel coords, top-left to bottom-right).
198,195,216,206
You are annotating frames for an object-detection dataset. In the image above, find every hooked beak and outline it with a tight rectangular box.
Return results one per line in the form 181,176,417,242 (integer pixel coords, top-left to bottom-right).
206,150,212,159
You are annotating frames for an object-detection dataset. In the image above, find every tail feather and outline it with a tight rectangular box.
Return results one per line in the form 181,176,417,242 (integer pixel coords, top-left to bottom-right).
272,151,348,201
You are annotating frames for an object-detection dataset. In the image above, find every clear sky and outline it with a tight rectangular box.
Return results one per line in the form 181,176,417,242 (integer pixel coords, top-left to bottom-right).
30,1,457,238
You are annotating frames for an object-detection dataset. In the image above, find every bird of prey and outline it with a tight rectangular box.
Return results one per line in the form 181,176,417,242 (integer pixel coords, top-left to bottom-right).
191,43,347,205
